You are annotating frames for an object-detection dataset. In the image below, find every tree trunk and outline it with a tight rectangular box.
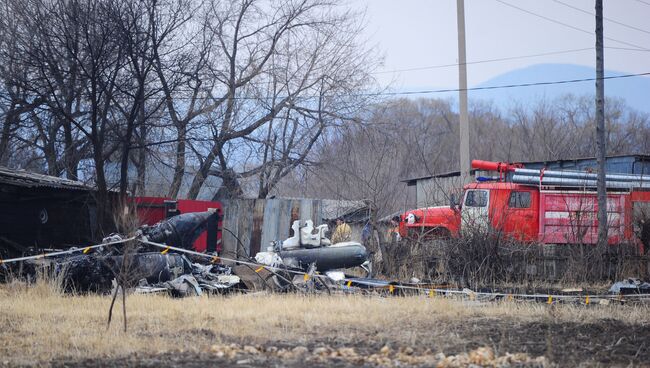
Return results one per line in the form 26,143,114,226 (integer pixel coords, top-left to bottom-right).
63,119,78,180
135,116,147,196
119,122,134,196
187,142,222,199
167,123,186,198
0,102,18,165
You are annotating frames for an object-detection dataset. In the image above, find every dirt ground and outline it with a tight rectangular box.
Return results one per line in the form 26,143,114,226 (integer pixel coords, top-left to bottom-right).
47,318,650,367
1,284,649,367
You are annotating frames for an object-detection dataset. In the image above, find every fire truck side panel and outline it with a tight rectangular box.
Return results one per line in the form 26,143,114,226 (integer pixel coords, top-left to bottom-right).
538,191,626,245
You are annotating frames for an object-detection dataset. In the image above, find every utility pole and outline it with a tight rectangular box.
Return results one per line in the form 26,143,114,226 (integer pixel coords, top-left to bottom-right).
595,0,607,249
457,0,470,184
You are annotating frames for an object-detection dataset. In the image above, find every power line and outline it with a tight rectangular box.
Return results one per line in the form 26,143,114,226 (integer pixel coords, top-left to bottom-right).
373,48,594,74
493,0,650,51
166,71,650,100
606,46,650,52
634,0,650,6
366,71,650,97
374,46,650,76
553,0,650,35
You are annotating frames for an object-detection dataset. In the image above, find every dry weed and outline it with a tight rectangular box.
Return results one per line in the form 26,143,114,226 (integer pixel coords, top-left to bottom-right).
0,280,649,365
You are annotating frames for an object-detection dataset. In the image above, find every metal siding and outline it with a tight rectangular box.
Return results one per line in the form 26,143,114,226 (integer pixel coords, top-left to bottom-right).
237,200,255,256
277,200,292,244
260,199,280,252
249,200,265,255
312,200,323,226
299,199,312,223
525,156,644,175
220,199,239,258
220,198,361,257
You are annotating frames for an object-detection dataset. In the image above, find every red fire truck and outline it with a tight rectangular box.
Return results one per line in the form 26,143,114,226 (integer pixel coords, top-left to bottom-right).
399,160,650,251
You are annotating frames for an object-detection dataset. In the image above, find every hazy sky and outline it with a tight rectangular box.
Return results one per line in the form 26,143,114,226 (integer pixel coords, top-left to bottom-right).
351,0,650,90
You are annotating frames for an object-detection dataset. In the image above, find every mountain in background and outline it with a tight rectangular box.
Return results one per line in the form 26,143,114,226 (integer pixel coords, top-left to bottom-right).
469,63,650,113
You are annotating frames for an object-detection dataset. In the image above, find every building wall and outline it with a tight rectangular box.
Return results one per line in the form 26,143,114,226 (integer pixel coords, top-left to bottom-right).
0,186,118,255
522,156,650,175
415,176,469,208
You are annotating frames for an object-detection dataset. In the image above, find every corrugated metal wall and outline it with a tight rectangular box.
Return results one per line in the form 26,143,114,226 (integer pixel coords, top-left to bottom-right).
220,199,322,258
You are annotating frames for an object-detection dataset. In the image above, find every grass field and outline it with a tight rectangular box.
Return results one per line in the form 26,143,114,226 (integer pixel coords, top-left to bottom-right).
1,281,649,367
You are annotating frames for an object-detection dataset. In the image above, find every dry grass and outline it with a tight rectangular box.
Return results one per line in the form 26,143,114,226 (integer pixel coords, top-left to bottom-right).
0,280,649,366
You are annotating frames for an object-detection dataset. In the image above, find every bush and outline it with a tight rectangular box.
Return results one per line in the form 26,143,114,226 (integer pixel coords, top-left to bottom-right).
380,226,649,288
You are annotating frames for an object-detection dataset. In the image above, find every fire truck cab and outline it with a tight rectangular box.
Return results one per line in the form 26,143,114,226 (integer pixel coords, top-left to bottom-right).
400,182,539,242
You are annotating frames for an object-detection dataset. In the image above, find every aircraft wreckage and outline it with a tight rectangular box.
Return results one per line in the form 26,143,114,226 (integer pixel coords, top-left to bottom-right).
4,212,369,296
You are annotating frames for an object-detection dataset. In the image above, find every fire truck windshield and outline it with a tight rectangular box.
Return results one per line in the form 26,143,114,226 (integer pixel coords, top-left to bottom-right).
464,190,488,207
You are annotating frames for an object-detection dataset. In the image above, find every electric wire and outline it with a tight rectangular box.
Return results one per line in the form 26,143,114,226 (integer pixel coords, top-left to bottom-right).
494,0,650,51
157,71,650,101
373,71,650,96
372,48,594,74
552,0,650,35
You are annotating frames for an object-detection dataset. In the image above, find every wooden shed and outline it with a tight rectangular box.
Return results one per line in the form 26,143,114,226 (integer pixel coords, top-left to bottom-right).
0,166,118,257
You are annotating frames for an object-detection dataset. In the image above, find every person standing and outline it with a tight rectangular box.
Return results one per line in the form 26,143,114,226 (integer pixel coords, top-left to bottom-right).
361,222,372,245
331,218,352,244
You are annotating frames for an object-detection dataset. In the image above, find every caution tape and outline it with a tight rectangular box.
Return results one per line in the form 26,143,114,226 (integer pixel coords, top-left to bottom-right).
0,237,136,265
138,239,650,303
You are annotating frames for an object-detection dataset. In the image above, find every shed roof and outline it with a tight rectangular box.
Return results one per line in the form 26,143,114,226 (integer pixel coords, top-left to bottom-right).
0,166,99,191
321,199,369,223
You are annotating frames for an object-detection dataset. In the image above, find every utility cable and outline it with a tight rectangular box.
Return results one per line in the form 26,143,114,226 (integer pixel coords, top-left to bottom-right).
552,0,650,35
373,48,594,74
367,71,650,97
161,71,650,100
494,0,650,51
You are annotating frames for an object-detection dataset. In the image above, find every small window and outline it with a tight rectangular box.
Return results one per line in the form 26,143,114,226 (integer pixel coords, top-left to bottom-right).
465,190,488,207
508,191,531,208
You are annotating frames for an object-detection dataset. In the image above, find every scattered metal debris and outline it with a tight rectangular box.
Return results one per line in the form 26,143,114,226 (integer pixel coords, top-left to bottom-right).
609,278,650,294
139,211,217,250
11,211,650,303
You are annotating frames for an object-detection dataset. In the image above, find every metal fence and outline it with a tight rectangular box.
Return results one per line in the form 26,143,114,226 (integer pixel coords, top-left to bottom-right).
220,198,323,258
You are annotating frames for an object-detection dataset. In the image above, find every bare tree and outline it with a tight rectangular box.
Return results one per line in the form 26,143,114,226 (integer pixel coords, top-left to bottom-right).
172,0,378,199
